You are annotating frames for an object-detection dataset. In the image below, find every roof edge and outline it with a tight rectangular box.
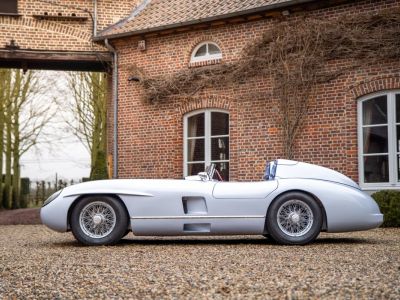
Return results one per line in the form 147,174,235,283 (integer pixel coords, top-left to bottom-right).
96,0,152,38
94,0,317,41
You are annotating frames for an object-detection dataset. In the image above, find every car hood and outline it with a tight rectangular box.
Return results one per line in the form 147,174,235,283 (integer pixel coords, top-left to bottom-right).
275,160,360,189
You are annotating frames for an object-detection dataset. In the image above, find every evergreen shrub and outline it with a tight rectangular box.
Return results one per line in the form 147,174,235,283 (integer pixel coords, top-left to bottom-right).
371,190,400,227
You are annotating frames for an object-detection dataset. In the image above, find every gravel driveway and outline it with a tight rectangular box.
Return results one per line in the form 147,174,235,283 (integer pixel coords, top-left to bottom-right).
0,226,399,299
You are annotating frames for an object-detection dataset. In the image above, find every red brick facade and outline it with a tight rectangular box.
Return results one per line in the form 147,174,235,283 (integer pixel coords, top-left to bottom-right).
110,0,400,186
1,0,399,186
0,0,137,52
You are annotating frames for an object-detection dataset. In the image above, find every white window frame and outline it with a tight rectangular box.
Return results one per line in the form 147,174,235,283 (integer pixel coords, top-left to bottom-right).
357,90,400,190
183,109,229,177
190,42,222,63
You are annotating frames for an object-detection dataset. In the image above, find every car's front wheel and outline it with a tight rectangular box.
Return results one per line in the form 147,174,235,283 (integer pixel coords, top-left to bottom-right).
70,196,129,246
266,192,322,245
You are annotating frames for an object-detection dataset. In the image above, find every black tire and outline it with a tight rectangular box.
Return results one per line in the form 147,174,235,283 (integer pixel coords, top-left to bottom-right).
70,195,129,246
262,234,273,240
266,192,322,245
262,233,277,243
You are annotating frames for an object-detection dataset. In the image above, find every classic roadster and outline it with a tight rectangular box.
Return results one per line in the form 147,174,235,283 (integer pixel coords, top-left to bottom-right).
40,160,383,246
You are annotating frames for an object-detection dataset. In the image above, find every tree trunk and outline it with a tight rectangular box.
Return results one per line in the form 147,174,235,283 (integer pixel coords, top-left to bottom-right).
4,98,12,209
67,72,108,180
90,73,108,180
0,71,5,208
12,120,20,209
0,108,4,209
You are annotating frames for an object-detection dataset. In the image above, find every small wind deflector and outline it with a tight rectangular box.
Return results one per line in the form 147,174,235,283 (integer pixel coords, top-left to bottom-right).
264,160,277,181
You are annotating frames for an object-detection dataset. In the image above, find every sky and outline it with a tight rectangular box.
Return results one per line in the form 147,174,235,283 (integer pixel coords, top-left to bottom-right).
19,71,91,182
20,139,90,183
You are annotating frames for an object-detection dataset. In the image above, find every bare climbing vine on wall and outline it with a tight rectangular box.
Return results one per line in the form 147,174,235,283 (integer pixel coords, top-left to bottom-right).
131,9,400,159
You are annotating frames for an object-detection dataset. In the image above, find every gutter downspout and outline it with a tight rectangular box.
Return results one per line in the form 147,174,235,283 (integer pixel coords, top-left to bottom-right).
93,0,98,36
104,39,118,179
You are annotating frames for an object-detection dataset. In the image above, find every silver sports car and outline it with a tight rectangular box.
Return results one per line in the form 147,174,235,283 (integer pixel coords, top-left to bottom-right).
40,160,383,246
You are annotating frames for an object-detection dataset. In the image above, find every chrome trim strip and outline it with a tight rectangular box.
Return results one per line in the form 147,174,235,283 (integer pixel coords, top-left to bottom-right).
131,215,265,220
64,192,153,197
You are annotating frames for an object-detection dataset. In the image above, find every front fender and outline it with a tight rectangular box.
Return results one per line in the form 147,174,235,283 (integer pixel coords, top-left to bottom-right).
40,193,79,232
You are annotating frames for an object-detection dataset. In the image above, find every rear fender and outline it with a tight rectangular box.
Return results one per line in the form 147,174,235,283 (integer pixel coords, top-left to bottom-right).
268,179,382,232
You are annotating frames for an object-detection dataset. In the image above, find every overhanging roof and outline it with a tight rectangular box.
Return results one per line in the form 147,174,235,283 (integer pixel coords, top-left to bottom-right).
94,0,318,41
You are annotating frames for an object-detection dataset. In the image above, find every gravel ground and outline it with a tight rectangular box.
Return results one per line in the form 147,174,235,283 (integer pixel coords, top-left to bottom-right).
0,226,399,299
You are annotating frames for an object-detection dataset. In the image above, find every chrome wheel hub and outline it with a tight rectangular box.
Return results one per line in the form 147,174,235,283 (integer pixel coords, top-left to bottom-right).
277,200,314,237
289,212,300,224
93,214,104,226
79,201,116,239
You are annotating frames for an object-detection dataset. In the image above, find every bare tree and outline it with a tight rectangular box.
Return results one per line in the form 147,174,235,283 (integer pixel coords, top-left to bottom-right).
0,70,9,208
65,72,108,180
0,69,53,209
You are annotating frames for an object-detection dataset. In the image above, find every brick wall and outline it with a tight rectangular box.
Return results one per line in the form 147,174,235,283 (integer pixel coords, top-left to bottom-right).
111,0,400,183
0,0,137,52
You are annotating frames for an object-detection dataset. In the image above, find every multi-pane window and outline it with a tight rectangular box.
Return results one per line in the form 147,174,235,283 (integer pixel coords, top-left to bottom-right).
190,42,222,63
184,110,229,180
358,92,400,188
0,0,18,14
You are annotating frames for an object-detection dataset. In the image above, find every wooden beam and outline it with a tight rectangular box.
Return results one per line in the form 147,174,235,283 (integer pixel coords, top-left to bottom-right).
210,20,227,26
0,49,111,72
159,29,176,35
264,11,282,18
192,24,211,30
246,14,263,21
0,49,110,62
175,27,191,32
228,17,247,23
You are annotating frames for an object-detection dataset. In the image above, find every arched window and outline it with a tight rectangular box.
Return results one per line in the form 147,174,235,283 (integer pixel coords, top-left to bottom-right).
358,91,400,188
190,42,222,63
184,109,229,180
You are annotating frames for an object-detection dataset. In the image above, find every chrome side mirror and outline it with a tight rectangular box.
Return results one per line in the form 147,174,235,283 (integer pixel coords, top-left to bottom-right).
198,172,209,181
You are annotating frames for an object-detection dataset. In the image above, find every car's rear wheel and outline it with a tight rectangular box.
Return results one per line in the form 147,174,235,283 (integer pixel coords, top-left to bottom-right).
70,196,129,246
266,192,322,245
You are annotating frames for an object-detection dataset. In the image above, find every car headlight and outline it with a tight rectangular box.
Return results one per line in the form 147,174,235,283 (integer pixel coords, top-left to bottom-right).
42,190,63,207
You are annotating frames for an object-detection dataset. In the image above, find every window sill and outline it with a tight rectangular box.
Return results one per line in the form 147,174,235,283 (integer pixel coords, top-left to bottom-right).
0,13,21,17
360,184,400,192
188,58,222,68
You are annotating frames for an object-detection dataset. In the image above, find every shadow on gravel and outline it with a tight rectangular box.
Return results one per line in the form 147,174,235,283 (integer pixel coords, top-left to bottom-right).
313,237,379,245
113,236,378,247
49,238,274,248
48,236,378,248
116,238,274,246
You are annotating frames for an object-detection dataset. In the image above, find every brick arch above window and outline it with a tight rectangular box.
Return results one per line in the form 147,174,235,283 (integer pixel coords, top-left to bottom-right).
186,37,224,68
178,94,233,115
0,16,92,41
344,76,400,184
349,75,400,99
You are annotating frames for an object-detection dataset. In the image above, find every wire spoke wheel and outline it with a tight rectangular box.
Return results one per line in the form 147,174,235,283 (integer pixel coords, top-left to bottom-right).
79,201,116,239
266,192,322,245
277,199,314,237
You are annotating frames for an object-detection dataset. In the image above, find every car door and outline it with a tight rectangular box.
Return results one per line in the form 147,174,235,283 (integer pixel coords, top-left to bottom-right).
129,179,217,235
201,181,279,234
